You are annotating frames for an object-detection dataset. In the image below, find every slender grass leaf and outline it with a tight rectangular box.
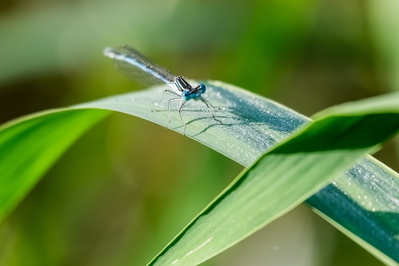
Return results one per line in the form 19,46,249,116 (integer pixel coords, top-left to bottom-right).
0,109,110,221
1,81,399,264
147,89,399,265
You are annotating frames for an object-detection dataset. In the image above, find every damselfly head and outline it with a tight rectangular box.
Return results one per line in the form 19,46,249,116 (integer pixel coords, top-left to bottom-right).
198,84,206,94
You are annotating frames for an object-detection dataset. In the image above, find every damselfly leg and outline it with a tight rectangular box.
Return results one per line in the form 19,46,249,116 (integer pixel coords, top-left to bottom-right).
159,89,180,110
199,97,223,125
161,92,222,135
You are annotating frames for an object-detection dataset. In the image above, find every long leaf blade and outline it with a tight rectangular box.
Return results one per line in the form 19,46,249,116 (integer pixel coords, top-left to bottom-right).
0,109,110,221
1,81,399,264
147,91,399,265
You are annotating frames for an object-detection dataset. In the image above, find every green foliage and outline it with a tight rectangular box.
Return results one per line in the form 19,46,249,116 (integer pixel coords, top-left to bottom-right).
2,0,399,265
148,86,399,265
1,82,399,265
0,109,110,221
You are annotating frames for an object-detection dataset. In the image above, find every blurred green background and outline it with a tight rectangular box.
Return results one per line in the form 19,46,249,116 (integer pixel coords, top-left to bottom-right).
1,0,399,265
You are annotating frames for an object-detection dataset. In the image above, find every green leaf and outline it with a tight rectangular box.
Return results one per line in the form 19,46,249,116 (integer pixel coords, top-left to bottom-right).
148,89,399,266
0,109,110,221
1,81,398,265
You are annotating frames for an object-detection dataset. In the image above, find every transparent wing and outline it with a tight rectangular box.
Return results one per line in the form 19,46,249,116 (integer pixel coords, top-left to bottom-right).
103,45,176,87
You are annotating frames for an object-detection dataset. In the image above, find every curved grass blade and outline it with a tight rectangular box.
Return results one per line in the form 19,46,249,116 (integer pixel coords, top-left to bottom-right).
147,90,399,266
0,81,304,223
0,109,110,221
77,82,399,263
1,81,399,264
